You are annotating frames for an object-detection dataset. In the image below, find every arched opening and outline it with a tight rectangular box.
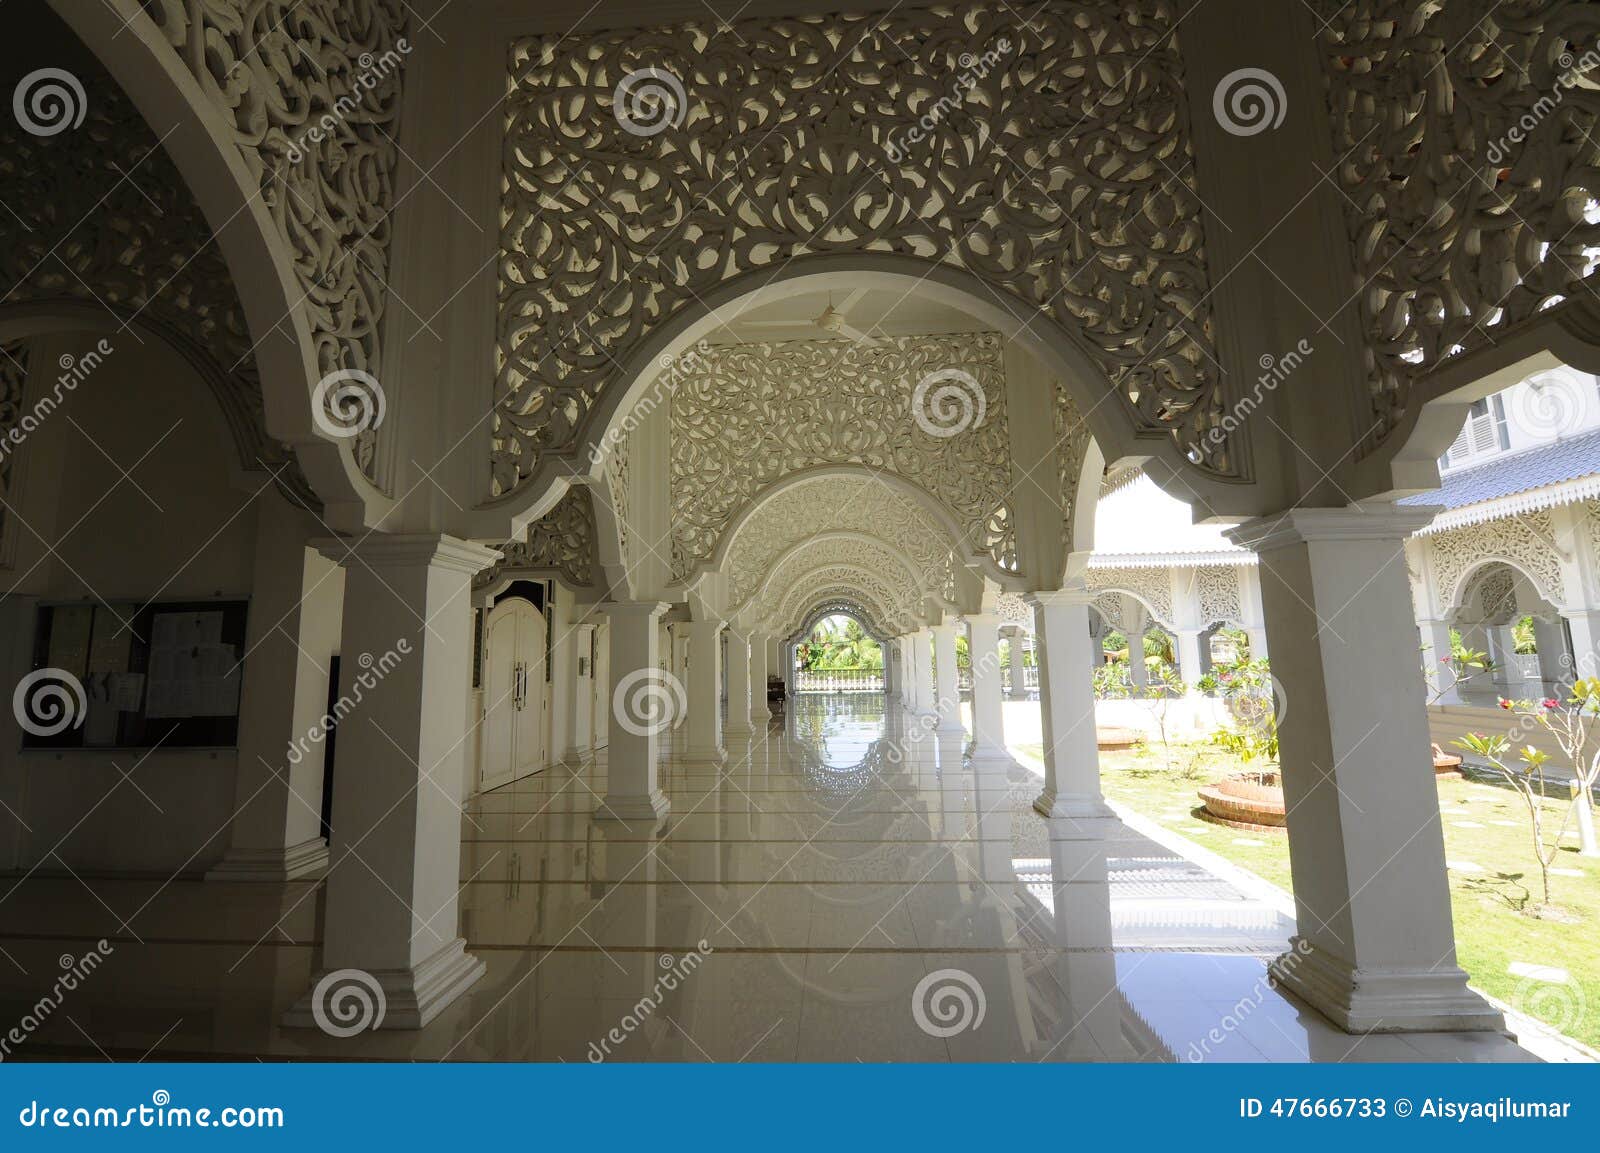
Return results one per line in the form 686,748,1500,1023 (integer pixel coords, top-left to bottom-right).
789,610,887,697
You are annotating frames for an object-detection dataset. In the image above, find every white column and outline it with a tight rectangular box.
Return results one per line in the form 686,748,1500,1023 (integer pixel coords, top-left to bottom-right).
1007,630,1029,699
966,614,1007,760
207,493,343,882
286,534,499,1030
1418,617,1461,704
748,631,770,725
1231,508,1500,1033
911,630,936,716
1531,616,1568,686
930,622,963,732
567,622,596,759
894,637,912,709
1564,610,1600,682
684,618,726,763
724,628,753,736
1030,590,1112,819
598,601,671,820
1175,628,1205,691
881,639,896,699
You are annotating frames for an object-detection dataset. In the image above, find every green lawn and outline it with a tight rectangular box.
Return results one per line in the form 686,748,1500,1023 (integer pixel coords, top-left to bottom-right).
1018,738,1600,1052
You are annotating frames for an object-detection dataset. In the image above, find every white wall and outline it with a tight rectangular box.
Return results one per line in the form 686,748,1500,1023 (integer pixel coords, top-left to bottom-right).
0,331,269,874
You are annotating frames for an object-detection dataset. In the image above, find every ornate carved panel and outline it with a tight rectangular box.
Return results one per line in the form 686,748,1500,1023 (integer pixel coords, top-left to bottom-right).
722,474,958,608
498,1,1227,495
1314,1,1600,452
604,425,632,565
1087,568,1174,629
1423,513,1567,611
0,340,27,565
1196,564,1243,627
1056,384,1093,543
481,486,596,589
994,591,1034,631
772,569,906,636
670,333,1010,579
0,75,311,502
752,537,923,633
141,0,410,483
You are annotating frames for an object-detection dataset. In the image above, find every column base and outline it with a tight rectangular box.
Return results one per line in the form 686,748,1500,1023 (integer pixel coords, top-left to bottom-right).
204,837,328,883
561,745,593,764
969,742,1012,764
723,720,755,736
1270,937,1506,1034
749,710,771,726
1033,791,1115,820
284,938,485,1031
595,790,671,822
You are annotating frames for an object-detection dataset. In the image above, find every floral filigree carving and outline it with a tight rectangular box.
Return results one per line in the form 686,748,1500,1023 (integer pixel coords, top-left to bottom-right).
669,333,1010,580
482,486,596,589
140,0,410,484
0,77,312,503
498,1,1226,494
1196,565,1242,628
1314,1,1600,452
1425,513,1566,612
0,340,27,566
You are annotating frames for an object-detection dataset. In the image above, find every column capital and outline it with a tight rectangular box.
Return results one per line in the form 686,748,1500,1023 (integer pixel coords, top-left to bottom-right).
1226,505,1440,552
1025,586,1096,610
599,599,670,621
963,612,1001,629
313,533,502,575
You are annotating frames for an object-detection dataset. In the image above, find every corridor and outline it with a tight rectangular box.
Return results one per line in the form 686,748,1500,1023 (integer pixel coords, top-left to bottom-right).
0,697,1534,1062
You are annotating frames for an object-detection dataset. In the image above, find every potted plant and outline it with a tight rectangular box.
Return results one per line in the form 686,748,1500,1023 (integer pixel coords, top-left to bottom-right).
1196,659,1285,830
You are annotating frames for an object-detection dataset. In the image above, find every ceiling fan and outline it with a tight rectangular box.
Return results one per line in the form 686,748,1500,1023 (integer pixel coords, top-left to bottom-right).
739,287,884,346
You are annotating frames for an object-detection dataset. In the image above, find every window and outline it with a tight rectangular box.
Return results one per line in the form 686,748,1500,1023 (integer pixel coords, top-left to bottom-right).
1442,396,1510,469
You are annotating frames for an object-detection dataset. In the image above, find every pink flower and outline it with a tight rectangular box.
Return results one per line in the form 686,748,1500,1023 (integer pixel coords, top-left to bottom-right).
1498,698,1512,710
1543,698,1560,710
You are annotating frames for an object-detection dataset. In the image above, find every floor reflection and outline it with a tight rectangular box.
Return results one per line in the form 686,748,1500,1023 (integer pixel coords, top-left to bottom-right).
0,695,1536,1062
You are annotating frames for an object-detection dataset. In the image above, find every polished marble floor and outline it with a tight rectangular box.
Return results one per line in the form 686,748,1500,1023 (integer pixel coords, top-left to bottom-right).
0,696,1538,1061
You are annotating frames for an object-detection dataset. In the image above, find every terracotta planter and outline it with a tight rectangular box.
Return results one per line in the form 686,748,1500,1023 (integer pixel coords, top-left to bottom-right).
1096,726,1141,750
1197,771,1286,831
1431,742,1463,779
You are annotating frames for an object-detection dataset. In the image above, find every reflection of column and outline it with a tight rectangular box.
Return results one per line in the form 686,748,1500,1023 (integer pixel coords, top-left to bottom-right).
912,630,936,717
598,601,671,821
287,534,499,1028
1007,630,1028,699
966,614,1006,760
1030,589,1113,819
724,629,753,736
931,622,963,732
1418,617,1460,703
747,631,770,726
1044,835,1135,1059
1176,628,1204,691
684,619,726,763
1232,508,1500,1033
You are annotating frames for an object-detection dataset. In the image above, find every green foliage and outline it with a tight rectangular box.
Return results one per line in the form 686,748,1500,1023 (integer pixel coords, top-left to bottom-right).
797,615,883,671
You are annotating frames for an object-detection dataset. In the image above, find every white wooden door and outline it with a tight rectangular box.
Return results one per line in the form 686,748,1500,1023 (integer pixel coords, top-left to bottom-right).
479,598,549,793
